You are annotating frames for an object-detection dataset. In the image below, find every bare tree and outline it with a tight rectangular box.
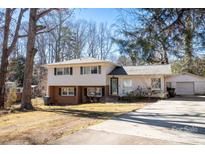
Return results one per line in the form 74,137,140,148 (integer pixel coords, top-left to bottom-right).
87,22,99,58
21,8,57,110
98,23,113,60
70,20,88,59
0,8,27,108
117,55,132,66
44,9,73,62
36,34,47,65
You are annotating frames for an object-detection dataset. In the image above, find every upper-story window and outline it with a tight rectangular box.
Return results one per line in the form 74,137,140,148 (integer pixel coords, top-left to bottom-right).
54,67,73,75
80,66,101,75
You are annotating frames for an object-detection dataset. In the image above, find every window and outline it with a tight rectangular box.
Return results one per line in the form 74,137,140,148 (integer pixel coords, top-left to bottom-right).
151,78,161,90
123,79,133,94
96,87,102,97
123,79,132,87
61,87,75,96
56,68,64,75
91,66,98,74
81,66,101,74
87,87,102,97
87,87,95,96
83,67,91,74
64,68,70,75
55,67,72,75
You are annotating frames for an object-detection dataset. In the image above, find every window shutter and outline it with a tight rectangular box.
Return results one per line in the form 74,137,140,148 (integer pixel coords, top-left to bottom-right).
70,67,73,75
98,66,101,74
59,88,61,96
74,87,76,96
54,68,56,75
80,67,83,74
102,87,105,96
84,88,87,96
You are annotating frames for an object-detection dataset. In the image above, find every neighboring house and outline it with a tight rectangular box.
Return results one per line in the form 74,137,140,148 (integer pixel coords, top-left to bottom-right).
45,58,173,105
165,72,205,95
5,83,39,102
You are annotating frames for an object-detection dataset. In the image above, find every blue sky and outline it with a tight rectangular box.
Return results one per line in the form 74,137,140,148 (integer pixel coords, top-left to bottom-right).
74,8,120,26
74,8,121,61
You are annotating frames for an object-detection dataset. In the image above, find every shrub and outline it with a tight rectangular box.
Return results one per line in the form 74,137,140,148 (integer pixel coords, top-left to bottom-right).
4,87,17,109
159,91,167,99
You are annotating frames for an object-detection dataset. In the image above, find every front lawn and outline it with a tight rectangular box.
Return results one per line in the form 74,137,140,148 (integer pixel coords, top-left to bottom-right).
0,98,150,144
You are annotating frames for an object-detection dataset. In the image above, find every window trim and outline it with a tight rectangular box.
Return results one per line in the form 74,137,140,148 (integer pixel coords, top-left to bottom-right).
56,68,64,75
123,79,132,88
54,67,73,76
151,78,161,90
87,87,96,97
87,87,103,97
91,66,98,74
95,87,103,97
61,87,75,96
81,65,101,75
122,79,133,95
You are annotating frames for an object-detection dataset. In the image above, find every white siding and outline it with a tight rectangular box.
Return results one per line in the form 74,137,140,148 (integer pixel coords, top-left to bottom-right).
108,75,165,96
165,74,205,95
195,81,205,94
47,63,115,86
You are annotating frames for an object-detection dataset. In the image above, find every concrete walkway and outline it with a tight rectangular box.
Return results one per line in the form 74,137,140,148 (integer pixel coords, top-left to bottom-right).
52,96,205,144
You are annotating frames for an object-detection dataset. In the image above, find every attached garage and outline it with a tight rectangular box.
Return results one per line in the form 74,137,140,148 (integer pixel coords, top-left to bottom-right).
165,73,205,95
176,82,194,95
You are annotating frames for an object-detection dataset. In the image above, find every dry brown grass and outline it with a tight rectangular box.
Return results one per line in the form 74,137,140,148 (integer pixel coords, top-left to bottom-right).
0,98,150,144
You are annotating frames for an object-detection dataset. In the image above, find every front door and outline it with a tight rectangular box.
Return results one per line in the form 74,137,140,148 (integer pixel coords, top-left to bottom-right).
110,77,118,95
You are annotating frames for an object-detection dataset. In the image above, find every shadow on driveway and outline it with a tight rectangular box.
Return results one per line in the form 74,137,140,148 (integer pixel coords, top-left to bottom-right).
168,95,205,102
117,111,205,135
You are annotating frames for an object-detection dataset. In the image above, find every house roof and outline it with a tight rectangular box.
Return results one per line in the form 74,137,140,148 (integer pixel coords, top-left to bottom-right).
45,57,116,66
170,72,205,78
108,64,172,75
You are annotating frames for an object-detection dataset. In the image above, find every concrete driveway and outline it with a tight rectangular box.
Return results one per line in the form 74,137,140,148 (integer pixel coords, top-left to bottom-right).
52,96,205,144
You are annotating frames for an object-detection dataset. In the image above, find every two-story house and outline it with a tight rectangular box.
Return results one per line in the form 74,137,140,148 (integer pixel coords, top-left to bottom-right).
45,57,205,105
46,58,116,105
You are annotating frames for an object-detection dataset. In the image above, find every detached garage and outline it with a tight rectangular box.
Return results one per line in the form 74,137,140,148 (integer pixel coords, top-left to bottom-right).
165,73,205,95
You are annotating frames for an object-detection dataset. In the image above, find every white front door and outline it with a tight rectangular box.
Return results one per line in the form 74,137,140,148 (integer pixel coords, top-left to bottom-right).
176,82,194,95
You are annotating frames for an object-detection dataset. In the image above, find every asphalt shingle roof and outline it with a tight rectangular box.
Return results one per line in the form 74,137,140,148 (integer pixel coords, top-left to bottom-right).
46,57,116,66
108,64,172,75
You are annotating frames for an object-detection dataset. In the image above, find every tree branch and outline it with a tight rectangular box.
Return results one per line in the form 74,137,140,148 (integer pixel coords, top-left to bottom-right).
8,8,28,53
18,27,55,38
36,8,58,20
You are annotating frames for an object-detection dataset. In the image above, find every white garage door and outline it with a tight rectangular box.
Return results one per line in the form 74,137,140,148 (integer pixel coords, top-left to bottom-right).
176,82,194,95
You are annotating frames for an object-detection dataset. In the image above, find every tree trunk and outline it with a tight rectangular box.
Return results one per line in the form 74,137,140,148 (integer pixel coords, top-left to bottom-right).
0,8,26,108
0,9,12,108
21,8,56,110
21,9,38,110
0,57,9,108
